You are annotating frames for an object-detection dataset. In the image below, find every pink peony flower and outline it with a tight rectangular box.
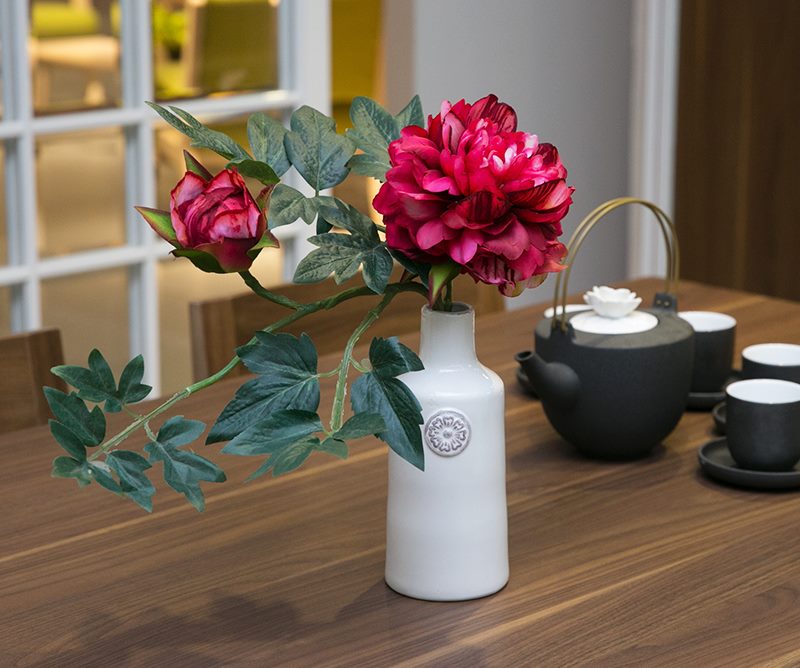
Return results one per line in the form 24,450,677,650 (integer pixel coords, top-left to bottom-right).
137,161,277,273
373,94,573,297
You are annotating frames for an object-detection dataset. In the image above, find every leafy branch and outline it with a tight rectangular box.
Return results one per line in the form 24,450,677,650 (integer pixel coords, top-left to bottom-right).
47,95,433,512
47,279,427,511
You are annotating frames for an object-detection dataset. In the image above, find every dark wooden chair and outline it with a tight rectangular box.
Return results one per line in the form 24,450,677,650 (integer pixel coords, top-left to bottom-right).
0,328,66,433
190,273,505,380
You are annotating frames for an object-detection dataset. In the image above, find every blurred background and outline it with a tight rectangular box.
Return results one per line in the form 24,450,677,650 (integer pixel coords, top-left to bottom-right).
0,0,797,394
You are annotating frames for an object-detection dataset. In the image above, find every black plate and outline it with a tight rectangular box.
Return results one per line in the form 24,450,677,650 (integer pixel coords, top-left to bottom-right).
515,367,538,399
697,438,800,490
712,402,726,434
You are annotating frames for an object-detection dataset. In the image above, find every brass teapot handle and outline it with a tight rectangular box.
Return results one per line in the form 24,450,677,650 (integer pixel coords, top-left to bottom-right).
552,197,679,332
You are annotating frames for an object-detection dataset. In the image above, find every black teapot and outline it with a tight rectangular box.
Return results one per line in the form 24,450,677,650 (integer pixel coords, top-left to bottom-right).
516,198,694,459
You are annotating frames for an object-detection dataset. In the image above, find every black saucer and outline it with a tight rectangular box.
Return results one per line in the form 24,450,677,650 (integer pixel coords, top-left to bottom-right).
686,389,726,410
697,438,800,490
686,370,741,411
712,402,726,434
515,367,538,399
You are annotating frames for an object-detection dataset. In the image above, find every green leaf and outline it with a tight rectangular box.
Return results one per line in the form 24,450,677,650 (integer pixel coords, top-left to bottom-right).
267,183,318,229
318,201,378,239
389,249,430,287
145,416,224,512
429,261,461,304
107,450,155,512
350,337,425,469
247,112,290,176
156,416,206,448
368,337,424,378
346,152,391,181
117,355,152,405
52,351,151,412
361,245,393,293
345,97,400,182
147,102,250,162
88,349,119,412
395,95,425,129
334,412,386,440
49,420,87,461
88,461,122,494
270,438,317,476
351,373,424,470
317,438,348,459
171,248,226,274
208,333,320,443
293,246,361,285
134,206,178,244
348,96,399,148
51,456,92,487
247,227,280,258
221,409,322,457
183,150,212,180
284,106,355,191
295,201,390,292
44,388,105,446
226,158,279,187
52,349,118,411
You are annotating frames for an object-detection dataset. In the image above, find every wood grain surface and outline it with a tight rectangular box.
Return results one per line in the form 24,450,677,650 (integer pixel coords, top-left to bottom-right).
2,278,800,667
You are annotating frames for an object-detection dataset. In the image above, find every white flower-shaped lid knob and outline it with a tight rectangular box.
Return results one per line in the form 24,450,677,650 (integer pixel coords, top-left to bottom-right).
583,285,642,319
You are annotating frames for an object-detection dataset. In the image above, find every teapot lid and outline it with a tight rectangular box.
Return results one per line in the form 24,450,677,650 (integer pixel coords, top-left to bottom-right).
570,310,658,335
570,285,656,335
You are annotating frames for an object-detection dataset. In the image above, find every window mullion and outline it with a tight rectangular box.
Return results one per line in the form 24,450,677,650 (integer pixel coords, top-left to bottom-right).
121,0,161,394
7,1,40,330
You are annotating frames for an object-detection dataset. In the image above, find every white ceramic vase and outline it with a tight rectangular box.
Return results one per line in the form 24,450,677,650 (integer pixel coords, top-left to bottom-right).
385,302,508,601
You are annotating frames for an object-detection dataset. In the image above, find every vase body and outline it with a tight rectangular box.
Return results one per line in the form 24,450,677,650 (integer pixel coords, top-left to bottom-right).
385,303,508,601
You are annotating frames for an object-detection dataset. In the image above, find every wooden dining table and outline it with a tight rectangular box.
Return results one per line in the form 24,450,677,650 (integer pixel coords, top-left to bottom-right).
3,277,800,667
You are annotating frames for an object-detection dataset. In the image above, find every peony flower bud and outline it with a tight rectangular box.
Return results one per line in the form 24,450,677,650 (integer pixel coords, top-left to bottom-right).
136,157,278,273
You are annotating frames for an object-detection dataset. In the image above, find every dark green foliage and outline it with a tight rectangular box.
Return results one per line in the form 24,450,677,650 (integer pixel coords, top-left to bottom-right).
351,337,425,470
346,95,424,181
147,102,250,161
208,333,320,443
51,351,151,413
107,451,155,512
144,417,225,512
221,409,323,480
247,112,290,176
284,106,355,191
293,201,393,293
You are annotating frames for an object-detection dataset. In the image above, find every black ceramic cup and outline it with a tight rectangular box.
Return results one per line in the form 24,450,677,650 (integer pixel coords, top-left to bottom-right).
742,343,800,383
726,379,800,471
679,311,736,393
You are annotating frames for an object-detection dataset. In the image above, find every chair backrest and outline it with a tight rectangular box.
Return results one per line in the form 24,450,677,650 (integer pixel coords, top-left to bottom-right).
190,273,505,381
0,328,66,433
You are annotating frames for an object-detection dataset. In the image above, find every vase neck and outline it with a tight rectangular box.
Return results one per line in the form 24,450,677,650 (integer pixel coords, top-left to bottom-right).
419,303,477,367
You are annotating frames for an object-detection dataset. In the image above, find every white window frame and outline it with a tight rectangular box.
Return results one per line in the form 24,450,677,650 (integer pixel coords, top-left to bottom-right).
0,0,329,395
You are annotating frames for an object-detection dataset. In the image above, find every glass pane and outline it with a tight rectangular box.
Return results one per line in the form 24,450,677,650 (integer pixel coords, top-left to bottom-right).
41,267,130,377
29,0,122,115
153,0,279,102
0,286,11,335
36,127,126,258
0,142,7,264
158,253,283,394
155,110,283,210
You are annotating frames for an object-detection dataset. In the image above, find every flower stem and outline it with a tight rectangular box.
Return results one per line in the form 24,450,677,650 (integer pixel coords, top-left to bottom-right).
329,290,395,432
239,271,303,310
